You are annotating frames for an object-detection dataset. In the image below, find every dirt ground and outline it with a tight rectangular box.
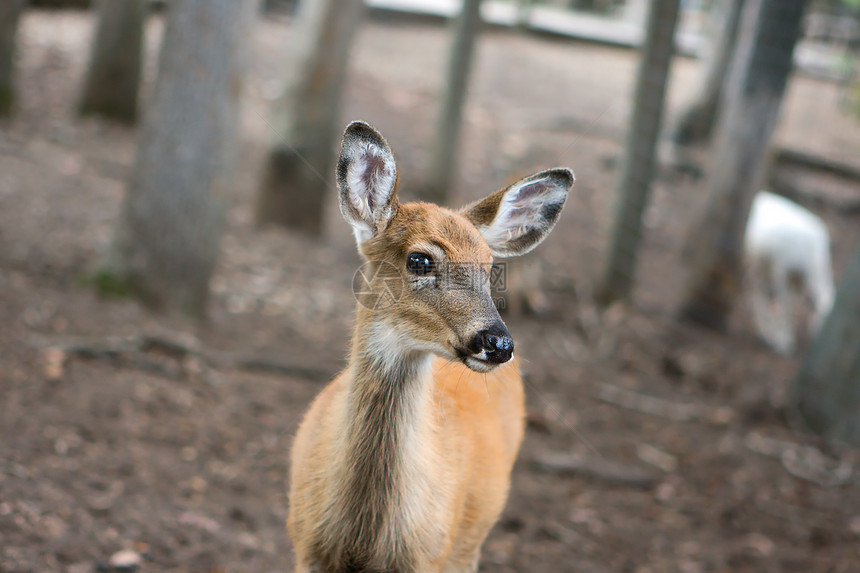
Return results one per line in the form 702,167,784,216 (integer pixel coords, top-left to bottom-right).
2,8,860,573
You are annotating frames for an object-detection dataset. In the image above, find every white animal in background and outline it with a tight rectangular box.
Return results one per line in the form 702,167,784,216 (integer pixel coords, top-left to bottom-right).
744,191,835,355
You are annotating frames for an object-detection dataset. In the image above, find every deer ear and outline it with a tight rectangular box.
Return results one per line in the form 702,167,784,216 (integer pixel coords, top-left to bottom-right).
461,168,574,258
336,121,399,245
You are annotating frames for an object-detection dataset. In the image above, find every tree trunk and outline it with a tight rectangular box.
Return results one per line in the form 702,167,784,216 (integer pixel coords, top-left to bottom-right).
254,0,364,236
793,239,860,446
678,0,809,329
424,0,483,205
78,0,146,124
513,0,534,29
670,0,745,146
595,0,681,306
0,0,23,117
98,0,252,316
31,0,91,7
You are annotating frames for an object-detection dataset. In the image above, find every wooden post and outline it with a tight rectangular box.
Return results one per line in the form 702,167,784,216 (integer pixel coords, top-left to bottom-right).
595,0,681,306
793,239,860,446
424,0,484,205
678,0,809,329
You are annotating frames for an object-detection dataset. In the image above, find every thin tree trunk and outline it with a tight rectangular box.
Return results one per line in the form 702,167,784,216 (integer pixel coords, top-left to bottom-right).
98,0,253,316
255,0,364,236
670,0,745,146
424,0,483,205
793,239,860,446
78,0,146,124
31,0,91,7
0,0,23,117
595,0,681,306
513,0,534,29
678,0,809,329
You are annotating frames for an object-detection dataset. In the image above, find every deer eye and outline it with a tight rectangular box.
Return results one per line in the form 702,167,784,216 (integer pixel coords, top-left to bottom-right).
406,252,435,276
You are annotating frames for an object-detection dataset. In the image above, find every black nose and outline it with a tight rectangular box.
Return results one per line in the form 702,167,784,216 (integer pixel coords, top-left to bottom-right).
474,323,514,364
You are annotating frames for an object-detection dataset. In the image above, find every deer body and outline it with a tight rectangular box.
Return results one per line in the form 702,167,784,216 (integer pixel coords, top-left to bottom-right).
289,353,524,572
288,122,573,572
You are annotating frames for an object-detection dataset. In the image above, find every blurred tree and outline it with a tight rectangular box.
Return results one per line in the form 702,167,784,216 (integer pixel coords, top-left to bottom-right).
513,0,535,28
568,0,622,13
261,0,298,14
0,0,23,117
794,239,860,446
78,0,146,124
595,0,681,306
424,0,483,205
678,0,810,329
97,0,253,316
30,0,91,7
255,0,365,236
670,0,746,146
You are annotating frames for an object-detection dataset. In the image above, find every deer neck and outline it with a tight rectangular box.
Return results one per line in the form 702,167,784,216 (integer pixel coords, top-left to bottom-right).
330,316,439,560
341,317,436,483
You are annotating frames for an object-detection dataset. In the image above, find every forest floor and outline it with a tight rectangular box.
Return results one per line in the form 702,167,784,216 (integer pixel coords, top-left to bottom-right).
2,8,860,573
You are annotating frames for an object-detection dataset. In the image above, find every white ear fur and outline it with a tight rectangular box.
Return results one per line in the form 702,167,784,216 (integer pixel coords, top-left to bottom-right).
464,168,574,258
336,121,398,245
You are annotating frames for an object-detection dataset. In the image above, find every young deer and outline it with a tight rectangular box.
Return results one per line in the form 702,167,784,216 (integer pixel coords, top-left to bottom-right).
287,121,574,572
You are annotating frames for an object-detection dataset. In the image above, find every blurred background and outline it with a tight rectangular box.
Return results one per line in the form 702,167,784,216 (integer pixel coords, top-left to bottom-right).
1,0,859,571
